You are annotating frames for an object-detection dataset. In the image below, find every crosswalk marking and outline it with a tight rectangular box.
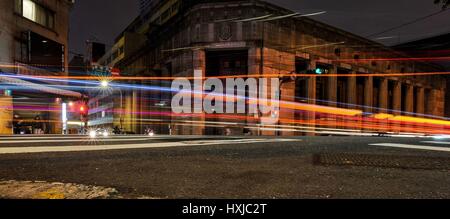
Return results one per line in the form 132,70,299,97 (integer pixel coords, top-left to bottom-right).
0,138,155,144
369,143,450,152
0,139,300,155
421,141,450,145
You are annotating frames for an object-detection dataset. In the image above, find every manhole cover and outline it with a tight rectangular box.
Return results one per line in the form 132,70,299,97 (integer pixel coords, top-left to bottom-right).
313,153,450,170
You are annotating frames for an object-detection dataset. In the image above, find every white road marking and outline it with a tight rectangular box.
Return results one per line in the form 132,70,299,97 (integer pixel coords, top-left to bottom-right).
0,138,156,144
0,136,161,140
0,139,300,154
421,141,450,145
370,143,450,152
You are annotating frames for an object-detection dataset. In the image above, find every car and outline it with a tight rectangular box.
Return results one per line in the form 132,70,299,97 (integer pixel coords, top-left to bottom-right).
88,128,111,138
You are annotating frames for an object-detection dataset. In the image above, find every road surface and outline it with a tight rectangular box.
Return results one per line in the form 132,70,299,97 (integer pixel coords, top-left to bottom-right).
0,135,449,198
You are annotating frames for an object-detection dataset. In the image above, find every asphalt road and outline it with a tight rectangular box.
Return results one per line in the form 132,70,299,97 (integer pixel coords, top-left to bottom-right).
0,135,449,198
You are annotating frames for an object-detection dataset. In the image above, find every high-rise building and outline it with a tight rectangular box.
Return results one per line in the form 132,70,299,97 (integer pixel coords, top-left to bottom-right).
0,0,84,135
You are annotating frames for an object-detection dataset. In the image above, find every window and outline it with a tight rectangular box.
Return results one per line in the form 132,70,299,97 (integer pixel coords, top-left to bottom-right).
14,0,22,14
16,0,55,30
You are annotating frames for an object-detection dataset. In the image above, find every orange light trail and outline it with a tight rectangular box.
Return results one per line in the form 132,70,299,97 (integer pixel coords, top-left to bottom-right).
1,71,450,81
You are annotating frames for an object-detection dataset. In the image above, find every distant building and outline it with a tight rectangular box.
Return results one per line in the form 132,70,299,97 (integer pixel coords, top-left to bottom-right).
0,0,83,135
85,33,146,131
102,0,448,136
394,32,450,117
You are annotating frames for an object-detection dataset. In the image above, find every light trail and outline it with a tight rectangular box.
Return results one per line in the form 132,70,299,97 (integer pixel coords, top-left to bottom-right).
2,72,449,122
3,73,450,135
2,71,450,81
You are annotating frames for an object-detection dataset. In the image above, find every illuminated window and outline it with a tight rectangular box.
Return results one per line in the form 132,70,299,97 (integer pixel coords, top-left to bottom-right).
22,0,35,21
17,0,55,30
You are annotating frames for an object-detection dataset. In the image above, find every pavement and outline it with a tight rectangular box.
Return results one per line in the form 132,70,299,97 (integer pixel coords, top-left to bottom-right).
0,134,449,199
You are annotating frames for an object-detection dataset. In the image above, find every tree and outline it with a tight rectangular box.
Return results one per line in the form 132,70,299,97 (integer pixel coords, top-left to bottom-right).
434,0,450,9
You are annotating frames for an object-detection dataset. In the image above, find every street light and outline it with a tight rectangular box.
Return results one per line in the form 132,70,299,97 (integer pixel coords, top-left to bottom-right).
100,80,124,133
101,80,109,88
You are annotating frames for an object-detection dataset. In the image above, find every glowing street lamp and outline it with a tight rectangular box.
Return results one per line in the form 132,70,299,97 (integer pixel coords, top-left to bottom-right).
100,80,109,88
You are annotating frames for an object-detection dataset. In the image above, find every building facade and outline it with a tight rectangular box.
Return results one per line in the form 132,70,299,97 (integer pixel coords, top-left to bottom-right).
108,0,446,136
0,0,81,135
394,33,450,117
85,31,146,132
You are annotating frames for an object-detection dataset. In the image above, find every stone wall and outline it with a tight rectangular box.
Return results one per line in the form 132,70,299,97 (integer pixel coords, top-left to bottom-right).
117,0,447,135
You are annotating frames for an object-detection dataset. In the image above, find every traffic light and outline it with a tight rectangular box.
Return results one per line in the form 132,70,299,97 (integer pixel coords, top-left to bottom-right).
305,68,329,74
314,68,327,74
4,89,12,96
79,105,88,115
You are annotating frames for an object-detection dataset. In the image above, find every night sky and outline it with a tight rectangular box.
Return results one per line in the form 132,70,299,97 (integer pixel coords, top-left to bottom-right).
69,0,450,56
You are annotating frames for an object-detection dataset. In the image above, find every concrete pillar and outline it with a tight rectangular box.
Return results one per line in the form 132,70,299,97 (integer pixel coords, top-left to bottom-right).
306,61,317,136
379,78,388,112
427,89,445,117
0,95,13,135
364,77,373,112
404,85,416,132
390,81,402,133
415,87,425,115
326,66,337,129
192,49,206,135
345,72,357,131
405,85,414,113
279,51,296,136
327,66,338,107
347,73,357,105
280,81,296,136
393,81,402,114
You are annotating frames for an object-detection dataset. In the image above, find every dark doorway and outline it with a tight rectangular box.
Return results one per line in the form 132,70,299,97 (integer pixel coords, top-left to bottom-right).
356,77,365,110
294,58,309,126
206,50,248,76
315,63,331,105
205,49,248,135
295,58,309,101
388,81,395,111
373,78,381,110
401,85,407,113
337,68,350,108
